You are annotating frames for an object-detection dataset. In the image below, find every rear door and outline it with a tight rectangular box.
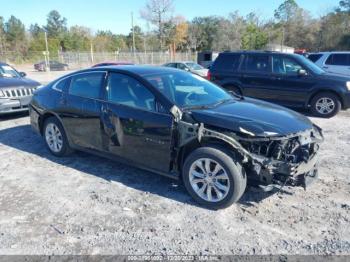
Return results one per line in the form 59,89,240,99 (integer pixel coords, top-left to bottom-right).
239,54,275,100
101,72,174,173
60,71,107,150
323,53,350,76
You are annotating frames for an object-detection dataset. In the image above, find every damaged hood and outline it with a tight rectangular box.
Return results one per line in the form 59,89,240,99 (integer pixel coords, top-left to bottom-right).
189,97,313,137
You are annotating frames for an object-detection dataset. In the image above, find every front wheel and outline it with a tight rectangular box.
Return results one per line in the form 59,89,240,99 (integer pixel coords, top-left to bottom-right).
310,92,341,118
182,147,246,209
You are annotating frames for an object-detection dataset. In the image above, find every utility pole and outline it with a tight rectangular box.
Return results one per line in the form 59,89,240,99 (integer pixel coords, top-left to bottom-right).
44,31,50,71
90,41,94,64
131,12,136,62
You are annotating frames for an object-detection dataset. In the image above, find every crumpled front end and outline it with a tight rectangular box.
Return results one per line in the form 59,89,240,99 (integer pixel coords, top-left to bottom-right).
177,120,324,190
237,126,324,189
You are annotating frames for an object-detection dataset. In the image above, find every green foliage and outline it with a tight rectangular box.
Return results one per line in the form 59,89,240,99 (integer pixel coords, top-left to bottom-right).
274,0,299,22
45,10,67,38
241,23,268,50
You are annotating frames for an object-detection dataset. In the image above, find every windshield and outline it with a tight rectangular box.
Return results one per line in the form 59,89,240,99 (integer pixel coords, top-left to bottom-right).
0,65,21,78
296,55,325,75
146,71,233,109
185,62,204,70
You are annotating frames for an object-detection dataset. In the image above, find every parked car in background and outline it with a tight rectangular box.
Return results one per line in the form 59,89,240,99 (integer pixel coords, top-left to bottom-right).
307,52,350,76
163,61,208,78
30,66,323,209
92,61,134,67
34,61,69,72
209,51,350,118
0,62,42,115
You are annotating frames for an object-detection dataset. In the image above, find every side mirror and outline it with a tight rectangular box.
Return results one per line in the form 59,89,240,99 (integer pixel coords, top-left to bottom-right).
184,67,190,72
298,69,307,76
19,72,27,77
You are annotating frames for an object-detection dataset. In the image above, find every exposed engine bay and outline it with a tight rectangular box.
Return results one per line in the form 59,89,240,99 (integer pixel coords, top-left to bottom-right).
176,119,324,190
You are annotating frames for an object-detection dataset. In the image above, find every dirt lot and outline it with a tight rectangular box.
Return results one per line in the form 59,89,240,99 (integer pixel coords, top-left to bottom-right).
0,108,350,255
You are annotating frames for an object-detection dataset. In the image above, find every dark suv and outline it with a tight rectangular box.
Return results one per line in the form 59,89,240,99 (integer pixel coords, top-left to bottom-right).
209,51,350,118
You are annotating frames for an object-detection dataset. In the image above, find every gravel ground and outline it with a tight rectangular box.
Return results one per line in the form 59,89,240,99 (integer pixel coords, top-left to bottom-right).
0,109,349,255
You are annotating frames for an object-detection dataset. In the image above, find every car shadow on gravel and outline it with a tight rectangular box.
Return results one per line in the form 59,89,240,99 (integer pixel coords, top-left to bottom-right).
0,124,280,208
0,111,29,121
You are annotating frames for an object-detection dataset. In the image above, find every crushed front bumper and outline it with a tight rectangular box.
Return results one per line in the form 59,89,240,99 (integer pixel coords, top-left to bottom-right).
262,152,320,189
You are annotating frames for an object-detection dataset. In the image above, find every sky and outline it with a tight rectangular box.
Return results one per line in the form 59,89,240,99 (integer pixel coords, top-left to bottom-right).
0,0,338,34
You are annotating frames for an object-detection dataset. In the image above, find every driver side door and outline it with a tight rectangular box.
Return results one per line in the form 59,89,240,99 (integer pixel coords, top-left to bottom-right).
101,72,174,173
269,55,317,107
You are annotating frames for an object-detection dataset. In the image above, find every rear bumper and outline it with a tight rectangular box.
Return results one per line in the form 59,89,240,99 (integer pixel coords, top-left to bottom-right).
0,96,32,114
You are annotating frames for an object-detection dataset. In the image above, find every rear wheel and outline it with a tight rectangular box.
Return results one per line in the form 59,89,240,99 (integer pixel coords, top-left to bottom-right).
182,146,246,209
43,117,72,156
310,92,341,118
225,85,242,96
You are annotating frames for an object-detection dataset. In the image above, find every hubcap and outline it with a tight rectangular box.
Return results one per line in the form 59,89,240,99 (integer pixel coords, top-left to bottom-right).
315,97,335,115
45,123,63,153
189,158,230,203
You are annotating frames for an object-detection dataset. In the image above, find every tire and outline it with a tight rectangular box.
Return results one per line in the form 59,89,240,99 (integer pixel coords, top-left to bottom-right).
182,146,246,209
310,92,341,118
225,85,242,96
43,117,72,157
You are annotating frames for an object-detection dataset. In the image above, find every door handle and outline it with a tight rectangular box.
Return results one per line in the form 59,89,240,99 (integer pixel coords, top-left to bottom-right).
272,76,282,80
101,105,108,114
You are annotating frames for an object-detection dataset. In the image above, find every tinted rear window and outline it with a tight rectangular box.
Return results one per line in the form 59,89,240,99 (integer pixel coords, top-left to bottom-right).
308,54,323,63
325,54,350,66
213,54,241,72
69,72,105,99
244,54,270,73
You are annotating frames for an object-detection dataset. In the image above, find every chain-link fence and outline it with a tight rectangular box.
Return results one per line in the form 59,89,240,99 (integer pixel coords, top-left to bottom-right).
0,51,196,70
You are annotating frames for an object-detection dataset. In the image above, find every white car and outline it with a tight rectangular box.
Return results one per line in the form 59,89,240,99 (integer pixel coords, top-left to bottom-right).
308,52,350,76
163,61,209,78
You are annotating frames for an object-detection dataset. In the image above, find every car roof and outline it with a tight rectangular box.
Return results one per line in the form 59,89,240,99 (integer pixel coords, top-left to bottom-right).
82,65,182,76
219,51,303,59
220,50,294,55
310,51,350,55
167,61,196,64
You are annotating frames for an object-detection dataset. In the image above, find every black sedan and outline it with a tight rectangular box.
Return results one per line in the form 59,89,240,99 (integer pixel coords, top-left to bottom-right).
34,61,69,72
30,66,323,209
0,62,42,115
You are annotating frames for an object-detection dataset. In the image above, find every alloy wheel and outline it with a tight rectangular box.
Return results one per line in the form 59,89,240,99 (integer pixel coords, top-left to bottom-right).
315,97,335,115
45,123,63,153
189,158,230,202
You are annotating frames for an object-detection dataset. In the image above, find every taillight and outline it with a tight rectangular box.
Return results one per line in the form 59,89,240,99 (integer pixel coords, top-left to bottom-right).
207,70,211,81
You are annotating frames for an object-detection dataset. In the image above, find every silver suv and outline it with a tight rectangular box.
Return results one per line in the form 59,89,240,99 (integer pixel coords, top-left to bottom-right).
308,52,350,76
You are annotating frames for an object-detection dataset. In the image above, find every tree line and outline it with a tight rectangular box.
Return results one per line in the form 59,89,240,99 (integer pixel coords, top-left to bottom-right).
0,0,349,58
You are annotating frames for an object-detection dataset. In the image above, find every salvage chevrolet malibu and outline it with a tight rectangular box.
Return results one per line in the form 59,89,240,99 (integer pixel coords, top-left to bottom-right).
30,66,324,209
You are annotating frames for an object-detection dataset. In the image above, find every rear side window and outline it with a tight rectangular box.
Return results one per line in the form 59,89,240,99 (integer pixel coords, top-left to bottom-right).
166,63,177,68
325,54,350,66
308,54,323,63
244,55,270,73
53,78,69,91
213,54,241,72
69,72,105,99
